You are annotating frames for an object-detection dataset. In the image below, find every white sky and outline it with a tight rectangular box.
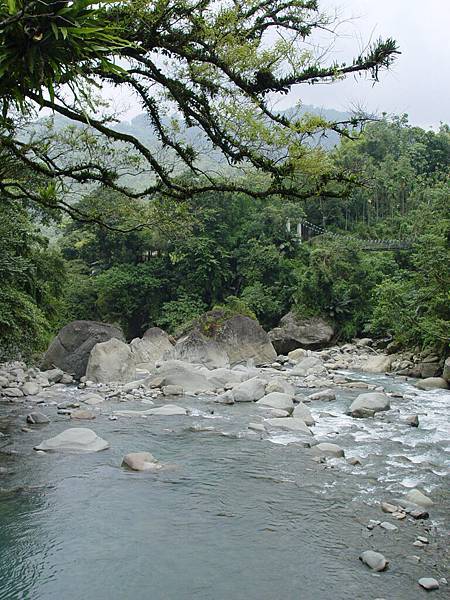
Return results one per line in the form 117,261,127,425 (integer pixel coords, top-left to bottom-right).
278,0,450,127
108,0,449,129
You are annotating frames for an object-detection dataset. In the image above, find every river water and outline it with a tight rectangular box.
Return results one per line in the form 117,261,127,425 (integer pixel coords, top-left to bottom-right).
0,370,448,599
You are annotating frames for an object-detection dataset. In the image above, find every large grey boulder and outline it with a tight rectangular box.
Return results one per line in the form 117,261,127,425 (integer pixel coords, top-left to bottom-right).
269,312,334,354
166,329,230,369
404,489,433,508
41,320,125,379
415,377,448,391
86,338,136,383
311,443,345,458
34,428,109,452
349,392,390,418
232,377,267,402
265,377,295,396
150,360,215,394
256,392,294,413
207,368,248,388
130,327,174,368
216,315,277,366
362,354,395,373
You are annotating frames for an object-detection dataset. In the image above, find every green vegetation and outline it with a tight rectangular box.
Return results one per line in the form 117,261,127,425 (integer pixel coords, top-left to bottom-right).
0,3,448,360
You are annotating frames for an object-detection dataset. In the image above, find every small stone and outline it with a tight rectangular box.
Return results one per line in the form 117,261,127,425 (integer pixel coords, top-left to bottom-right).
392,512,406,520
405,415,419,427
367,520,380,530
162,384,183,396
406,555,421,564
248,423,265,432
2,387,24,398
70,410,96,420
381,502,398,513
409,509,429,520
60,373,74,384
83,394,104,406
311,443,345,458
347,456,362,466
57,401,80,409
413,541,425,548
108,415,118,421
417,536,429,544
380,521,398,532
359,550,388,572
21,426,32,432
418,578,439,591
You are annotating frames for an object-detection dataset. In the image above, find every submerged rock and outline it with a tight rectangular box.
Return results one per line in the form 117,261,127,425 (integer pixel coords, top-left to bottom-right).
349,392,390,418
70,410,96,420
148,405,187,416
404,489,434,508
359,550,388,572
122,452,161,472
264,417,312,434
83,394,104,406
34,428,109,452
311,443,344,458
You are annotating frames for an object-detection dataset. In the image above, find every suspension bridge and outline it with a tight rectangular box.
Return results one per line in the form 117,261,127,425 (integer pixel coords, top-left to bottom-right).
286,220,414,251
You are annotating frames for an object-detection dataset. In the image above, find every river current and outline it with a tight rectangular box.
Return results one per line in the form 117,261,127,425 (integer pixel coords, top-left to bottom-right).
0,370,448,599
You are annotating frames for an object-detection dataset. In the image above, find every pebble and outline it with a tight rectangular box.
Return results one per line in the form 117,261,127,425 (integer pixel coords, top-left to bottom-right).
406,414,419,427
418,578,439,591
392,512,406,520
381,502,398,513
413,540,425,548
417,536,429,544
367,520,380,530
380,521,398,532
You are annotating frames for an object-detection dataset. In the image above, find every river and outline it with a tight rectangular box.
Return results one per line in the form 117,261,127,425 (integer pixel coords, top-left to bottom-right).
0,370,448,599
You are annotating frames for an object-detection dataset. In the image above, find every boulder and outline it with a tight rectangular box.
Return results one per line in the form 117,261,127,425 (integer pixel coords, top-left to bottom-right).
166,329,230,369
22,381,40,396
362,354,395,373
1,387,24,398
264,417,312,434
26,412,50,424
215,314,276,366
404,489,433,508
42,368,64,383
418,578,439,591
290,356,324,377
256,392,294,413
34,428,109,452
359,550,388,572
86,338,135,383
122,452,161,472
311,443,345,458
287,348,308,363
307,389,336,402
292,402,315,426
349,392,390,418
150,360,215,394
415,377,448,391
41,320,125,378
443,357,450,382
83,394,104,406
130,327,174,368
232,377,267,402
269,313,334,354
265,377,295,396
215,390,235,405
207,368,248,388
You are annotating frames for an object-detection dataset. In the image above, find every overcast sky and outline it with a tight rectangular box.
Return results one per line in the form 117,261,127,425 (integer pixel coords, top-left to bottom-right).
277,0,450,127
110,0,449,129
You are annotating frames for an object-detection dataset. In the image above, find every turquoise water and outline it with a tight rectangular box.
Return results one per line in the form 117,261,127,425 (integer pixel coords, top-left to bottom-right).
0,373,448,599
